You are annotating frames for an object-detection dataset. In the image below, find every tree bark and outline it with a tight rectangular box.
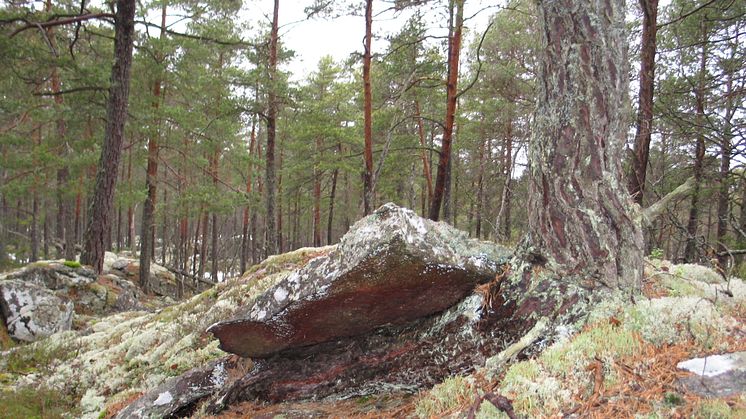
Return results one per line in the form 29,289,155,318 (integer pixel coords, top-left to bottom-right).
240,118,256,274
627,0,659,205
362,0,374,216
81,0,136,273
528,0,644,289
429,0,463,221
264,0,280,257
684,19,708,263
139,1,167,293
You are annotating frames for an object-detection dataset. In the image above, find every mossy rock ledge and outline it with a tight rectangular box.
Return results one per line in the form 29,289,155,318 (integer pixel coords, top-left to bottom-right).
117,203,514,417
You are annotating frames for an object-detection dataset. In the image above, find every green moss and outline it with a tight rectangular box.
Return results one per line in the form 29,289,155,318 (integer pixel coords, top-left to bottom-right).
0,385,80,419
63,260,82,268
540,322,640,377
696,400,733,419
4,339,75,375
415,375,474,418
662,276,702,297
502,359,540,386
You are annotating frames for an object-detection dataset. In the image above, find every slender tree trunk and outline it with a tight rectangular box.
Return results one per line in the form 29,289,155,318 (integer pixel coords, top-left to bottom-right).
414,98,433,207
43,208,49,259
45,0,74,260
81,0,137,273
327,143,341,245
313,137,322,247
138,1,167,292
528,0,644,289
265,0,280,257
684,20,708,263
627,0,659,205
240,118,256,273
362,0,374,216
429,0,463,221
199,209,208,281
502,129,513,240
716,75,735,268
277,134,285,254
31,193,39,262
475,138,486,238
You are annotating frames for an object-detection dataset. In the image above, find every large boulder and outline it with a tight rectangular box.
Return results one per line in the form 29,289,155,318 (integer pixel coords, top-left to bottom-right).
208,203,510,358
0,279,73,342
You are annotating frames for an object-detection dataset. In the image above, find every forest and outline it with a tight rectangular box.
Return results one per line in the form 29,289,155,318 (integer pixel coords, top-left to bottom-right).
0,0,744,284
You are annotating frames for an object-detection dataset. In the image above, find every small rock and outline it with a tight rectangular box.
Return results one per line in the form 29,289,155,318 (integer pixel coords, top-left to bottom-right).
677,351,746,397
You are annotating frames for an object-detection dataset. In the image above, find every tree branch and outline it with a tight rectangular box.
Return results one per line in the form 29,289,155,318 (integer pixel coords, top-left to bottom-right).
639,177,695,226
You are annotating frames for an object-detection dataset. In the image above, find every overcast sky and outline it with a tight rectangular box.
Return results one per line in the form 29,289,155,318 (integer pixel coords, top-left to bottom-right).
244,0,499,80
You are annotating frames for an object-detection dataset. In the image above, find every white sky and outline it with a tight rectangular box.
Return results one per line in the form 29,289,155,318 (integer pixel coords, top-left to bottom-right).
244,1,499,80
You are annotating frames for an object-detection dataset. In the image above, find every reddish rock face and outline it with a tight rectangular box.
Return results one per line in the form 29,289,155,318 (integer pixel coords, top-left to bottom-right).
208,203,509,358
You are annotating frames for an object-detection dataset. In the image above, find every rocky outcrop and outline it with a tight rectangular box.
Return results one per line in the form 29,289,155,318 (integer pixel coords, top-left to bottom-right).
0,261,146,340
208,203,508,358
0,279,73,342
121,203,513,417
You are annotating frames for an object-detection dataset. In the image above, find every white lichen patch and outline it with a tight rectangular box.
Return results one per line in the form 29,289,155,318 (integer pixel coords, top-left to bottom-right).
1,246,318,417
152,391,173,406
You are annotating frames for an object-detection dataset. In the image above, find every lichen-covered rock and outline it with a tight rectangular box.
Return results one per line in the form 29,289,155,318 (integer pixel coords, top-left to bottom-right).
0,261,144,322
0,279,73,342
208,203,510,358
104,254,180,299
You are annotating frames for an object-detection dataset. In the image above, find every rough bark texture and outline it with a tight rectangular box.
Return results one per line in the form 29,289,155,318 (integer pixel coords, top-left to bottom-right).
362,0,374,216
627,0,659,205
265,0,279,256
81,0,136,273
528,0,644,289
138,2,167,294
429,0,463,221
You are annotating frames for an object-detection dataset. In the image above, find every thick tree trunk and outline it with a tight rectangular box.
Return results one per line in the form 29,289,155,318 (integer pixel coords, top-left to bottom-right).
265,0,279,257
528,0,644,289
81,0,136,273
429,0,462,221
362,0,374,216
627,0,659,205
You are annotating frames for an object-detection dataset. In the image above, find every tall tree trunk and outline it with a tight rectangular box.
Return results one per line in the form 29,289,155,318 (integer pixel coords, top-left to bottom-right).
627,0,659,205
265,0,280,257
81,0,137,273
715,73,735,268
313,137,322,247
240,118,256,273
46,10,74,260
528,0,644,289
199,209,208,281
362,0,374,216
684,20,708,263
475,138,486,238
414,98,433,207
327,143,341,245
138,1,166,292
429,0,463,221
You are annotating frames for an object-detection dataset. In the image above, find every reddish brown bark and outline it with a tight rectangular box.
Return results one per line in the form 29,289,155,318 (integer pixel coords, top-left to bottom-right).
528,0,644,289
139,1,167,293
265,0,280,256
81,0,137,273
362,0,374,216
429,0,463,221
414,98,433,208
627,0,659,205
240,118,257,273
